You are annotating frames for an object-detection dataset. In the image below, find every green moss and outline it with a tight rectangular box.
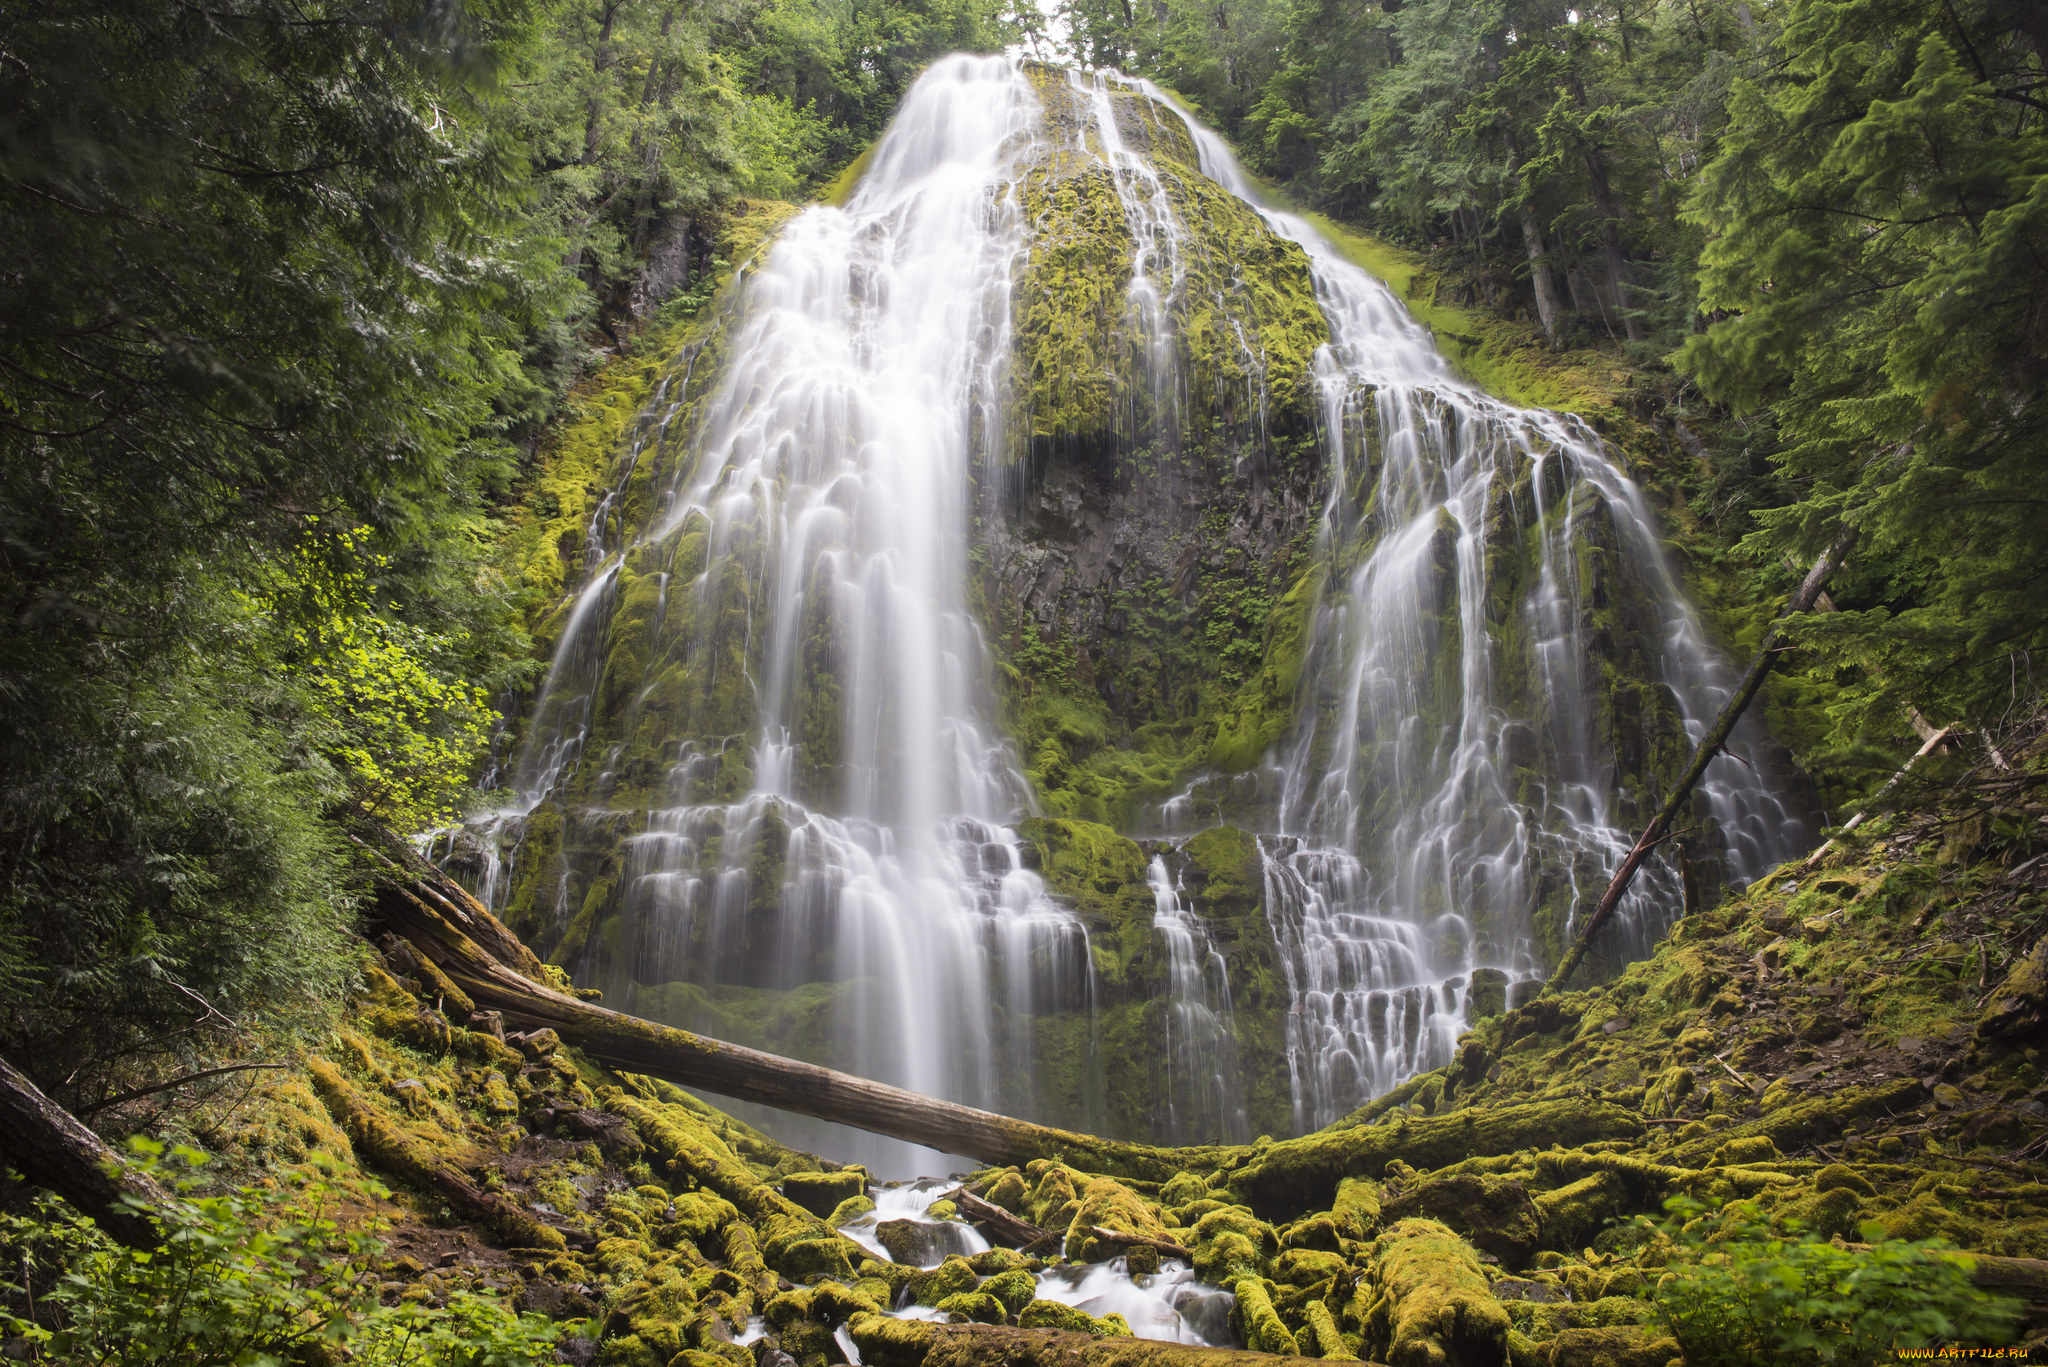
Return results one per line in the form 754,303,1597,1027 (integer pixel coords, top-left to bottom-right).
1358,1218,1510,1367
1180,826,1263,919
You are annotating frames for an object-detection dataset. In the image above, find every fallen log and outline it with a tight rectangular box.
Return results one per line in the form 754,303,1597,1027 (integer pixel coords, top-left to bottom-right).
1083,1225,1194,1260
1548,526,1857,991
1225,1097,1646,1217
846,1314,1323,1367
940,1186,1054,1248
305,1057,571,1251
363,846,1235,1181
1803,725,1951,869
0,1054,169,1250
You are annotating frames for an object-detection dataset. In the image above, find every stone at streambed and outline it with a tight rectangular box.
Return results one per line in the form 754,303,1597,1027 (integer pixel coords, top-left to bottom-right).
782,1168,868,1219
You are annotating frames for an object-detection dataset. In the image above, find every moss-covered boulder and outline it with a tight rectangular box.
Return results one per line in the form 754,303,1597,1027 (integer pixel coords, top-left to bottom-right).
906,1255,980,1307
935,1291,1009,1324
783,1169,869,1219
1538,1327,1679,1367
1066,1175,1175,1262
1382,1175,1542,1270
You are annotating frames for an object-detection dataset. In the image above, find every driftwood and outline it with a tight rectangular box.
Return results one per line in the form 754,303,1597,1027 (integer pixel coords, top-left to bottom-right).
942,1186,1055,1248
1548,527,1857,991
1083,1225,1194,1259
0,1055,169,1250
360,834,1231,1180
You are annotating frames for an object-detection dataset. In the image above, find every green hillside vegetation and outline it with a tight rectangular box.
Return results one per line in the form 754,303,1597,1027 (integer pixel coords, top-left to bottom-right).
3,0,2047,1361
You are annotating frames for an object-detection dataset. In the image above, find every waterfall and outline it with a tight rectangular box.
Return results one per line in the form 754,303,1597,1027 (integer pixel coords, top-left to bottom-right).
1147,857,1249,1144
1119,74,1806,1127
444,54,1805,1157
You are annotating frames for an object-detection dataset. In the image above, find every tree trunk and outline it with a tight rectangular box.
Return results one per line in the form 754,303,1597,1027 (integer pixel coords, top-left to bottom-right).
1519,204,1563,348
0,1054,169,1250
358,833,1227,1180
1546,527,1858,991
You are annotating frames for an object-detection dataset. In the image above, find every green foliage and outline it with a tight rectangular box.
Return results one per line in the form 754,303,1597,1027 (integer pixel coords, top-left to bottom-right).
1679,0,2048,747
1652,1196,2019,1366
0,1141,560,1367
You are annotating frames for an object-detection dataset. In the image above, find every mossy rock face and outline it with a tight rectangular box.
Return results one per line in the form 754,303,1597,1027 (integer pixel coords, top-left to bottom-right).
1180,826,1264,920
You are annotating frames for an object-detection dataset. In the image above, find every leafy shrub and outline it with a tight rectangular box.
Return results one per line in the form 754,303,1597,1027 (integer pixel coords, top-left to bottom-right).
0,1140,560,1367
1653,1196,2017,1367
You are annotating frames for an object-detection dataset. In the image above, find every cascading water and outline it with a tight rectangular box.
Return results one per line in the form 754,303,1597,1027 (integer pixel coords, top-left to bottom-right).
444,53,1805,1163
1111,74,1806,1128
458,56,1105,1171
1146,857,1248,1144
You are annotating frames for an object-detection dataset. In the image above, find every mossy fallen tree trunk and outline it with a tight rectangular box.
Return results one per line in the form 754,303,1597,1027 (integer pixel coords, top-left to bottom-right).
1224,1099,1647,1216
306,1057,571,1251
361,834,1234,1178
845,1313,1324,1367
0,1054,168,1251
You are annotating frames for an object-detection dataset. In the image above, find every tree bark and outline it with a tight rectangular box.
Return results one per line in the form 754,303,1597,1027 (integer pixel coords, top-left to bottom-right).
1519,204,1564,349
0,1054,169,1250
941,1186,1055,1248
1546,526,1858,991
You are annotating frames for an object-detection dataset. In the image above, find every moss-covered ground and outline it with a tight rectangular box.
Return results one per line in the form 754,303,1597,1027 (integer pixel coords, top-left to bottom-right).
123,727,2045,1367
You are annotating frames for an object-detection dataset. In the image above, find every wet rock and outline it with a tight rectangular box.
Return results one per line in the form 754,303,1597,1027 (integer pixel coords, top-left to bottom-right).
934,1291,1007,1324
782,1170,869,1220
1488,1279,1565,1305
876,1219,937,1267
